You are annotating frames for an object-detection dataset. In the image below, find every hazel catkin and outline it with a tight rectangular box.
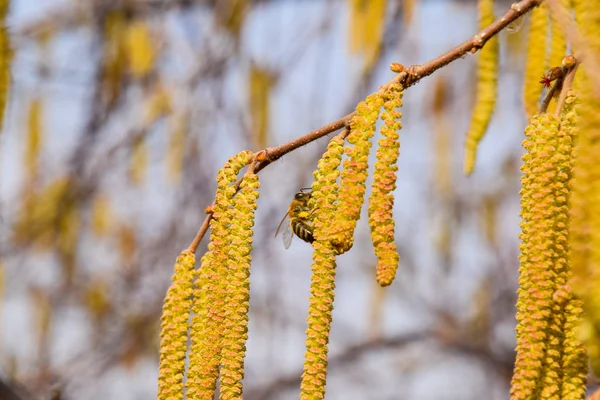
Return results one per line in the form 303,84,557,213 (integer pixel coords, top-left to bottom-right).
368,83,403,286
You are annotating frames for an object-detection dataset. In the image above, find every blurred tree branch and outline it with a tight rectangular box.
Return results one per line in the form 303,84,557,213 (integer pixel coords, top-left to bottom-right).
245,329,514,400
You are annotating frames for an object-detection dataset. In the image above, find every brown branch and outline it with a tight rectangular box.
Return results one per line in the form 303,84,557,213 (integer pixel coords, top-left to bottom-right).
254,73,406,172
402,0,543,88
187,0,543,253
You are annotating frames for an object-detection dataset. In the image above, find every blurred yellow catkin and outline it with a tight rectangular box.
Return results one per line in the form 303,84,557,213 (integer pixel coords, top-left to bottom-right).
347,0,387,72
25,97,43,181
249,65,274,149
403,0,417,24
125,20,154,79
463,0,497,175
547,0,567,75
31,288,52,368
523,5,549,118
432,77,452,197
0,0,11,135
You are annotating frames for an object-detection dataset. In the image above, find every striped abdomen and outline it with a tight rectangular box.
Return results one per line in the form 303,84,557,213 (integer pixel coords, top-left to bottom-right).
291,219,314,243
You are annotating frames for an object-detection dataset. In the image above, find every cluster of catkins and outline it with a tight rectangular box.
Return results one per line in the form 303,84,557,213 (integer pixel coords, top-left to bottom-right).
158,151,259,400
511,94,587,400
157,80,405,399
509,0,600,398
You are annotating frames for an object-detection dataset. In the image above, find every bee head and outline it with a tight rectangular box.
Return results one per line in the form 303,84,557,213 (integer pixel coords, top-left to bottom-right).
294,192,310,201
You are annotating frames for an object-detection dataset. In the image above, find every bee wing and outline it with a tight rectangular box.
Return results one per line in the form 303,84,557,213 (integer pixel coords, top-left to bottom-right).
275,211,293,249
282,221,294,249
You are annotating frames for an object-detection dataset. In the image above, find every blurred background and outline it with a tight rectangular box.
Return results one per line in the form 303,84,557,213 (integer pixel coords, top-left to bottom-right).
0,0,534,399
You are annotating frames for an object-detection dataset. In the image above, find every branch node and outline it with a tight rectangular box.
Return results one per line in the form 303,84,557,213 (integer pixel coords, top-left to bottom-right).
390,63,405,73
256,149,269,162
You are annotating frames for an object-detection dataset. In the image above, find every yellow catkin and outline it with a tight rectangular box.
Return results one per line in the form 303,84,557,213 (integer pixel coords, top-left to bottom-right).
300,240,337,400
570,0,600,376
297,135,346,399
157,251,196,400
309,134,345,244
539,95,579,399
511,107,587,399
368,84,403,286
125,20,154,79
186,151,254,400
511,114,562,400
334,93,383,253
0,0,11,135
562,296,587,400
556,90,587,400
463,0,497,175
523,5,549,118
25,97,43,180
219,173,260,400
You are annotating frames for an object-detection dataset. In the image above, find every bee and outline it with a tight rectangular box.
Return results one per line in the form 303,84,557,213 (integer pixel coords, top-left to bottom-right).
275,189,315,249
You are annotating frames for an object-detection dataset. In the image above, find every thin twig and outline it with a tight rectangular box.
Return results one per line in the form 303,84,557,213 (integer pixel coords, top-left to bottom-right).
554,60,579,117
187,214,211,253
187,0,543,253
540,75,564,114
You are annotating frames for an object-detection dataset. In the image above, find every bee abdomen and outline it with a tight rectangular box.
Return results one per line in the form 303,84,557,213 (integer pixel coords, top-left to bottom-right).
291,220,314,243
